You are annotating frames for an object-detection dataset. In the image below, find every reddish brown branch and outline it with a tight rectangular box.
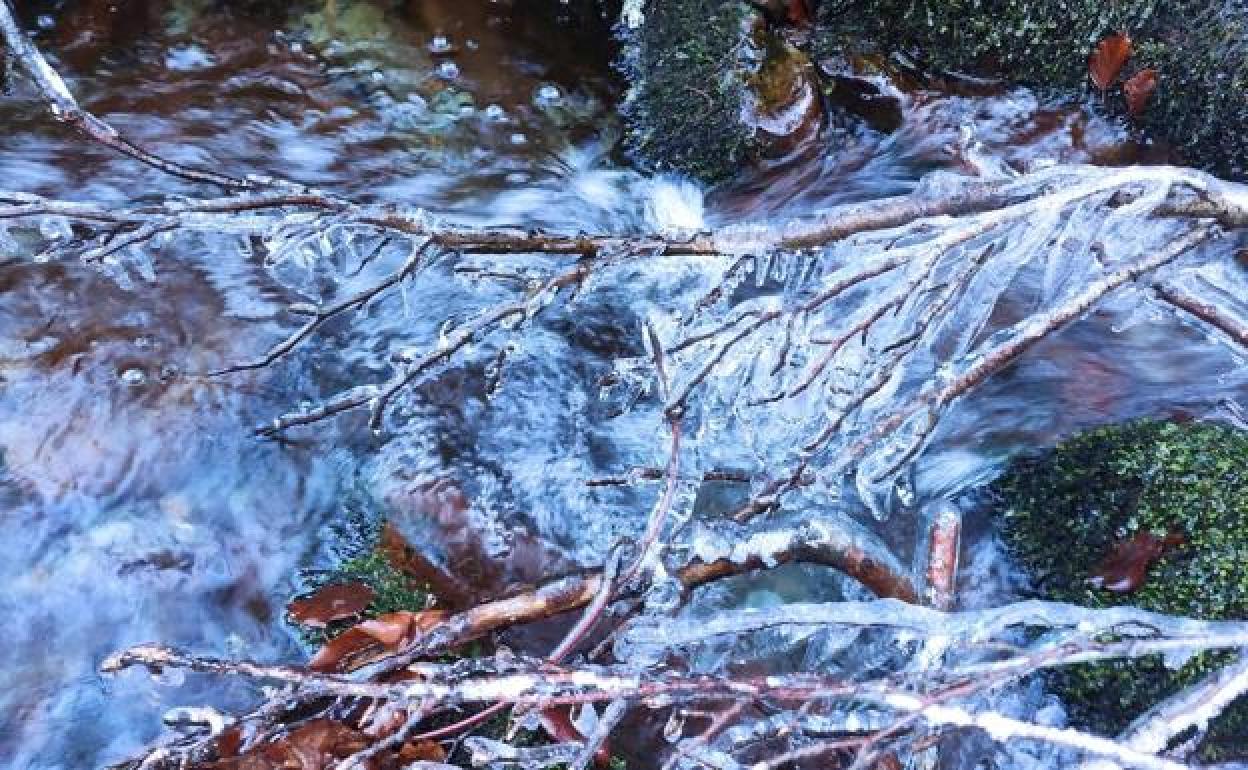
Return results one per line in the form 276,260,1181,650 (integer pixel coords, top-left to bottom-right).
358,516,918,680
1152,280,1248,349
921,503,962,611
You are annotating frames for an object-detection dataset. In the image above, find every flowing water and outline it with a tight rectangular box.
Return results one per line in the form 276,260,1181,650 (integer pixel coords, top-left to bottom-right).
2,2,1248,768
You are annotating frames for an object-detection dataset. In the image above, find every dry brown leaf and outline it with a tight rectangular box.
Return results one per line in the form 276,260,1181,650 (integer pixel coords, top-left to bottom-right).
209,719,370,770
308,627,381,672
287,582,374,628
1124,68,1158,117
274,719,370,770
356,612,416,646
215,726,244,758
1088,529,1185,593
308,609,449,672
398,739,447,762
408,608,450,636
1089,32,1132,92
357,609,449,646
538,706,614,767
787,0,812,26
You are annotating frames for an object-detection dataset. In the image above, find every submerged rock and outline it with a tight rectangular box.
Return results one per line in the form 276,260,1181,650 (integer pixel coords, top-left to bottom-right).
993,419,1248,758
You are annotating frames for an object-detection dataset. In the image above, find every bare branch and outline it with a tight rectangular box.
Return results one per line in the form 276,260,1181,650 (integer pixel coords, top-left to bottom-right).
0,0,263,191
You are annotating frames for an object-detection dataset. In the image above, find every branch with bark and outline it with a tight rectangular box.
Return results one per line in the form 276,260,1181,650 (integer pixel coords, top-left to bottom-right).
9,6,1248,770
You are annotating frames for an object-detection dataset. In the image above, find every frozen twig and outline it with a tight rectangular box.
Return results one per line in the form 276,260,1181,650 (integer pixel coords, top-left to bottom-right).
1152,280,1248,350
0,0,262,191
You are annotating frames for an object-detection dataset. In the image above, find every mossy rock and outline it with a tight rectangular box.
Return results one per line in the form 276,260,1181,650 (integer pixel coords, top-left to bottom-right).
993,419,1248,758
618,0,825,183
812,0,1248,178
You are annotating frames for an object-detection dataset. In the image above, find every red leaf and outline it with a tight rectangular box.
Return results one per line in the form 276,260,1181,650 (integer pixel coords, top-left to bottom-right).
1124,68,1158,117
1088,33,1132,92
287,582,374,628
1088,529,1184,594
787,0,813,26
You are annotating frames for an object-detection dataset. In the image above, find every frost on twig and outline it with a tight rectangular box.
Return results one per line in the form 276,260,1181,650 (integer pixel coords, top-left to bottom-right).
8,160,1248,767
11,17,1248,764
104,600,1248,769
0,0,266,190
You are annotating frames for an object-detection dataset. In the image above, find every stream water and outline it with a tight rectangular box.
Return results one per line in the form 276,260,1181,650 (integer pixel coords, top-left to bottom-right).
3,2,1248,769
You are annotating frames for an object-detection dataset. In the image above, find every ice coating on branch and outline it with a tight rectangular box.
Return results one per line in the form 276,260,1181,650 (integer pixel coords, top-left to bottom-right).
464,737,583,769
615,598,1248,668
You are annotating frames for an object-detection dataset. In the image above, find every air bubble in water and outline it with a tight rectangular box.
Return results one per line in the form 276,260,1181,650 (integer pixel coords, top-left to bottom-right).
509,132,528,146
435,61,459,80
534,83,563,107
36,15,54,29
484,103,506,121
120,368,147,387
428,35,454,54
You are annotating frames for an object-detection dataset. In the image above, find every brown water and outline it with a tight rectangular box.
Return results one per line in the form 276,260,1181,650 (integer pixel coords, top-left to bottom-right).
3,2,1248,768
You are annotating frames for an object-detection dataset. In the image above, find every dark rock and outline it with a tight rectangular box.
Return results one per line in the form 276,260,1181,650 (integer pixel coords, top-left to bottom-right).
618,0,825,183
812,0,1248,179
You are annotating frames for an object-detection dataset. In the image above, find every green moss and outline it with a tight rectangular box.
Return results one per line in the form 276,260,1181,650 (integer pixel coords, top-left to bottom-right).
813,0,1248,177
330,550,433,617
993,419,1248,757
291,516,433,645
619,0,764,182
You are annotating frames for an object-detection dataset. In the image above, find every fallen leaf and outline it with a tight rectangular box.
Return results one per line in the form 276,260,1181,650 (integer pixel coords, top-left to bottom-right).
539,706,584,745
1123,68,1158,117
272,719,370,770
208,719,370,770
288,582,374,628
408,608,450,636
398,739,447,762
1089,33,1132,92
787,0,813,26
356,613,413,646
308,609,449,672
215,726,244,758
538,707,613,767
1088,529,1185,593
308,627,380,672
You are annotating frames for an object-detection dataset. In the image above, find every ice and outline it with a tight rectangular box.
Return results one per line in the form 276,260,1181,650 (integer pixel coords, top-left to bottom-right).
464,737,582,769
